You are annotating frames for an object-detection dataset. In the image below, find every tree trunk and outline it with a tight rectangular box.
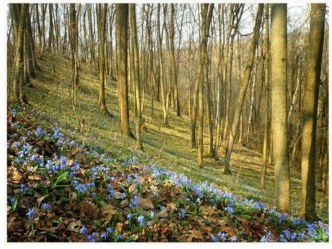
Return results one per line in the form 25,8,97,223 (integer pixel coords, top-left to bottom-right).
116,4,133,137
300,3,326,221
261,4,270,189
224,4,263,174
97,4,110,115
130,4,143,150
271,4,290,213
11,4,28,104
197,3,214,167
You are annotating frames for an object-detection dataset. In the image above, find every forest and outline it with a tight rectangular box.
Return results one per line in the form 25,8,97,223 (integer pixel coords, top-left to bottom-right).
6,2,329,242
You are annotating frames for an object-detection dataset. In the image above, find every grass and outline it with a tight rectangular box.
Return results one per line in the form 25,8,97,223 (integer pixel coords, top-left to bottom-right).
15,51,328,222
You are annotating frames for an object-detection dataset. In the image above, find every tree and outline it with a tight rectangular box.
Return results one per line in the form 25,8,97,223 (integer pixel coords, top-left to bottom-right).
69,4,79,105
157,4,169,126
197,3,214,166
116,4,133,137
223,4,264,174
130,4,143,150
10,4,28,104
261,4,270,189
271,4,290,213
300,3,326,221
96,3,110,115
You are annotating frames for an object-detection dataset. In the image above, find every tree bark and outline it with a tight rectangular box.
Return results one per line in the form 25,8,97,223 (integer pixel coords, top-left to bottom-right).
223,4,263,174
271,4,290,213
116,4,133,137
300,3,326,221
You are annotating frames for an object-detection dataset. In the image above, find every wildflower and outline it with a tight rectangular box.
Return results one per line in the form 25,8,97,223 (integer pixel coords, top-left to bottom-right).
75,184,88,194
101,232,108,240
150,211,155,219
137,215,145,226
126,175,133,184
225,206,233,216
217,232,227,241
127,214,132,220
80,225,87,234
20,184,29,192
9,197,16,204
230,235,237,242
129,196,139,208
41,203,51,211
86,233,97,242
26,208,37,219
211,235,219,242
106,227,113,234
116,234,123,240
278,213,288,225
260,230,272,242
120,192,127,200
178,208,186,219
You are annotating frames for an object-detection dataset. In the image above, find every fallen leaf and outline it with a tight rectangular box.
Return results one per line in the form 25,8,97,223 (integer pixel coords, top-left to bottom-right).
157,208,168,218
138,197,154,210
80,200,99,218
101,204,117,222
68,220,82,232
120,199,129,208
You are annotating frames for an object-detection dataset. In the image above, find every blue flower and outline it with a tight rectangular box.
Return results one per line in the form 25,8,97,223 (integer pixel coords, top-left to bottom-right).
116,234,123,240
230,235,237,242
26,208,37,219
106,227,113,234
278,213,288,225
86,233,97,242
127,214,132,220
211,235,219,242
80,225,87,234
41,203,51,211
217,232,227,241
126,175,133,184
178,208,186,219
225,206,233,216
260,230,272,242
150,211,155,219
101,232,108,240
137,215,145,226
9,197,16,204
129,196,139,208
120,192,127,200
75,184,88,194
21,184,29,192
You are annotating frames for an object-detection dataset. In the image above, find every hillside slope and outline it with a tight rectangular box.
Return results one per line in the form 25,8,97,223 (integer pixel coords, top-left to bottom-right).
15,52,327,220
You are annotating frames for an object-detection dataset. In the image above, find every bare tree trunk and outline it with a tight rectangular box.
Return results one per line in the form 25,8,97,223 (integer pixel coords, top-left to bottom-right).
261,4,270,189
11,4,28,104
271,3,290,213
97,4,110,115
300,3,326,221
223,4,263,174
157,4,169,126
197,3,214,167
116,4,133,137
130,4,143,150
69,4,79,105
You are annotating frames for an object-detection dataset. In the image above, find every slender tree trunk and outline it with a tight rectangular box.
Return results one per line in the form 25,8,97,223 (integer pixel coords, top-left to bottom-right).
11,4,28,104
130,4,143,150
261,4,270,189
271,4,290,213
300,3,326,221
69,4,79,105
97,4,110,115
197,3,214,167
223,4,263,174
116,4,133,137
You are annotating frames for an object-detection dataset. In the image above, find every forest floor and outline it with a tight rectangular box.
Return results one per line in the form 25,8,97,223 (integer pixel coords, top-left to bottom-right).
6,52,329,242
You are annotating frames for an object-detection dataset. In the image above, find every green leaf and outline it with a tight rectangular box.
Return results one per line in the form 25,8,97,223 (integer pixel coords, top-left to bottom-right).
52,171,69,188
